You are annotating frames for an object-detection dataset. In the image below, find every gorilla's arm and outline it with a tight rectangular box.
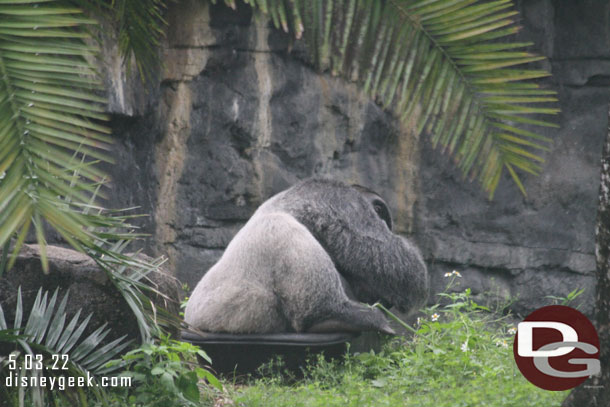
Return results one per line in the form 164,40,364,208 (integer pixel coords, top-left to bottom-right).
331,233,428,313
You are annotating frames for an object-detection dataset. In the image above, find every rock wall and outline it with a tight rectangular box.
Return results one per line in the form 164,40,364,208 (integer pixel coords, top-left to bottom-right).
0,245,182,342
96,0,607,317
419,0,609,316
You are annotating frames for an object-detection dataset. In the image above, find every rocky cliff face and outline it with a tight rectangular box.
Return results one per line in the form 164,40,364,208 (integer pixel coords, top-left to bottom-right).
97,0,607,317
419,0,609,316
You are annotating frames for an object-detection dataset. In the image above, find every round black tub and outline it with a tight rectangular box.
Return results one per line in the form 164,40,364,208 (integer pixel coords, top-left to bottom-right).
181,330,359,376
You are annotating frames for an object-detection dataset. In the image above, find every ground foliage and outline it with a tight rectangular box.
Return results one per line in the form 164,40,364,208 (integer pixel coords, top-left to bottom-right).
233,284,568,407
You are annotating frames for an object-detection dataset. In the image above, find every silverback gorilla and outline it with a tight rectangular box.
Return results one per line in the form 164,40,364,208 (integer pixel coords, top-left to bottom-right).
184,179,429,334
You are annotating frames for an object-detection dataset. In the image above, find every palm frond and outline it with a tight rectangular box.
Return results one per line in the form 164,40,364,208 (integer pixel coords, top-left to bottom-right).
71,0,167,83
0,0,109,259
0,287,132,407
0,0,175,343
114,0,166,82
233,0,559,198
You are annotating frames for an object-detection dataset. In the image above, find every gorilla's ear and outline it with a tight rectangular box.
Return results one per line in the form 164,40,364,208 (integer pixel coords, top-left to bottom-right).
350,184,393,231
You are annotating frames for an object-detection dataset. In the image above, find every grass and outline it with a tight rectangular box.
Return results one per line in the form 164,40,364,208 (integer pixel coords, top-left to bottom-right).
227,280,568,407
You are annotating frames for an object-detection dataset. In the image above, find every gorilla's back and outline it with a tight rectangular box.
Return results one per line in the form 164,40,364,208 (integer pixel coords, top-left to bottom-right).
184,211,346,334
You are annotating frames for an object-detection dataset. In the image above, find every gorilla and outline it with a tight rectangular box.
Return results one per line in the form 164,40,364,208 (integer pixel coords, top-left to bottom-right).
184,179,428,335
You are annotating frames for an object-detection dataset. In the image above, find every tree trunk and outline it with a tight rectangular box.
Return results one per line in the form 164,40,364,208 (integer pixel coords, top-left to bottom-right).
562,104,610,406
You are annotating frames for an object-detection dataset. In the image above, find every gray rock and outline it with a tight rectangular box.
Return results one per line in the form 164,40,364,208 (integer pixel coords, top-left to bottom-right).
0,245,183,343
552,0,610,60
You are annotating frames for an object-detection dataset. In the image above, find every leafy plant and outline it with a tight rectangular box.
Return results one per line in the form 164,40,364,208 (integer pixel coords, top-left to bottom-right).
0,287,131,407
212,0,559,197
0,285,221,407
104,334,222,407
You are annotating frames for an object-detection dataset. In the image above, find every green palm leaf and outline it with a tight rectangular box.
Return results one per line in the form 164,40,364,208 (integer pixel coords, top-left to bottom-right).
225,0,559,198
71,0,167,82
0,287,131,407
0,0,109,257
0,1,176,343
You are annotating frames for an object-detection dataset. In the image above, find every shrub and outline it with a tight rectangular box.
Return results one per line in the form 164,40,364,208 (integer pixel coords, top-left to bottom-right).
103,334,222,407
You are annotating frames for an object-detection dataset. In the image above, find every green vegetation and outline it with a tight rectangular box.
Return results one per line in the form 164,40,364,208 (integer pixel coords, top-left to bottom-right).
0,288,131,406
0,287,219,407
102,335,222,407
231,285,567,407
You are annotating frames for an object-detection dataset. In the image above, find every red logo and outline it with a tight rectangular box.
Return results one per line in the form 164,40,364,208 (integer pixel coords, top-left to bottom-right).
512,305,600,391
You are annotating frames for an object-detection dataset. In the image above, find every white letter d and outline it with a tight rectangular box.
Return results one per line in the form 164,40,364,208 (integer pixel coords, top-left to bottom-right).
518,322,577,357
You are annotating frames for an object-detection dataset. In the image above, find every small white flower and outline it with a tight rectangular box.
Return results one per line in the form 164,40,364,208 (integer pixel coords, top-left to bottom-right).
431,313,439,321
495,340,509,349
461,341,468,352
444,272,452,278
452,270,462,277
417,317,422,325
508,327,517,335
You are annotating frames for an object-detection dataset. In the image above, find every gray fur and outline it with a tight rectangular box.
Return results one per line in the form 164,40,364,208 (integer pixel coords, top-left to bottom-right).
184,179,429,334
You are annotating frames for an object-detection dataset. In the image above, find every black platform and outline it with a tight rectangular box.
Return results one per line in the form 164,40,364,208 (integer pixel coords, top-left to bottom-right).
181,331,358,376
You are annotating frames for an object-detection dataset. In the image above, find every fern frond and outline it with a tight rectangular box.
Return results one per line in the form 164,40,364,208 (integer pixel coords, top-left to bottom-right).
249,0,559,198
